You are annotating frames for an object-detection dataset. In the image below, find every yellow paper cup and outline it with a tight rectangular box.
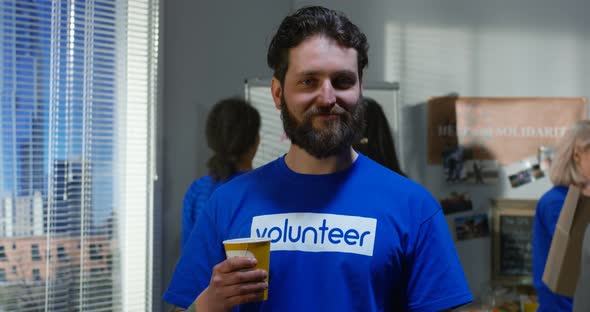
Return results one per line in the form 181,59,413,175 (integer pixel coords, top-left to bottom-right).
222,237,271,300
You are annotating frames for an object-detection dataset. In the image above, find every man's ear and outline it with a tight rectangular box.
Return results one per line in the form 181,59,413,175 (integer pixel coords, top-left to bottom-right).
271,77,282,110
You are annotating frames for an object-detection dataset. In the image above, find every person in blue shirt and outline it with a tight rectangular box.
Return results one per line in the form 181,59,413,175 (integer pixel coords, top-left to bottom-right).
533,120,590,312
165,6,472,312
181,97,261,247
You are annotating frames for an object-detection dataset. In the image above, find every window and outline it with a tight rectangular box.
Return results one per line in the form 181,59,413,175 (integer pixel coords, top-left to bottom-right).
31,245,41,261
32,269,41,281
57,245,66,262
90,267,103,276
0,0,159,310
0,269,6,282
0,245,6,261
89,244,103,261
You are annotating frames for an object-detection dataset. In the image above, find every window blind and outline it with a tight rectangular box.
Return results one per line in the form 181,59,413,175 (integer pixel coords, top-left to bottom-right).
0,0,159,311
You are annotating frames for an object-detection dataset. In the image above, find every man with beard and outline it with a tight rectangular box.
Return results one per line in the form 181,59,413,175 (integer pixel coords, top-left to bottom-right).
164,6,472,312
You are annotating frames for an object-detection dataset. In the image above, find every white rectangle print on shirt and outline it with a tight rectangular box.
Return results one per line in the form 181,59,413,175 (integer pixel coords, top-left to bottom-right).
251,213,377,256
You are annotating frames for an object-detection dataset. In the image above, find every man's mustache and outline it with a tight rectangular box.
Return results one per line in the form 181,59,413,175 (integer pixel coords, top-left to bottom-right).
305,105,348,118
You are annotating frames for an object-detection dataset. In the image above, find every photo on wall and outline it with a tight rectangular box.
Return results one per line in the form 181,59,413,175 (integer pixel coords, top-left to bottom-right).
442,145,500,184
440,192,473,215
507,162,544,188
463,160,500,184
454,213,490,241
537,145,555,172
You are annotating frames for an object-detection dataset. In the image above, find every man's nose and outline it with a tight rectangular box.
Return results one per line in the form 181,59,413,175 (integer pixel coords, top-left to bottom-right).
317,80,336,106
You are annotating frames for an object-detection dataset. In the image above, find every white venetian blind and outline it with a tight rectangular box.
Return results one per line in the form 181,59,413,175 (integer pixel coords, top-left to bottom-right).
0,0,159,311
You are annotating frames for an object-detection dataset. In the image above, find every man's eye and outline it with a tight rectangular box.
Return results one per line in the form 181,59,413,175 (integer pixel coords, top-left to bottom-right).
300,78,316,87
333,77,356,89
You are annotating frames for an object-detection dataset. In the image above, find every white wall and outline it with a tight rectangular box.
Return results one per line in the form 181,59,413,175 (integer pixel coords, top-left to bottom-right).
160,1,292,310
293,0,590,300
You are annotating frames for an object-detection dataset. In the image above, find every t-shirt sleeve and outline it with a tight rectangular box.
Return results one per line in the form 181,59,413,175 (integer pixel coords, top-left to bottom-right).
405,195,473,312
181,182,198,248
539,196,565,238
163,195,226,309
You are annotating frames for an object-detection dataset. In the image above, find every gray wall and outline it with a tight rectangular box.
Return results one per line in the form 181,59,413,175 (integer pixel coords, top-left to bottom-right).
295,0,590,300
160,1,292,309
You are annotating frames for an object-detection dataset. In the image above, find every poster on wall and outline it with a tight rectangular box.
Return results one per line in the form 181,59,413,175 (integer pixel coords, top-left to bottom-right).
427,97,587,170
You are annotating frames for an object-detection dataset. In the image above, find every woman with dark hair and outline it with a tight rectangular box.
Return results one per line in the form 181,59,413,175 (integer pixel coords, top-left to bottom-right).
181,97,261,247
353,97,406,177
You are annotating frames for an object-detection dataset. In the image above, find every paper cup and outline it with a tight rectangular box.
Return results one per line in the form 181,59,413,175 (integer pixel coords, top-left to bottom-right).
222,237,271,300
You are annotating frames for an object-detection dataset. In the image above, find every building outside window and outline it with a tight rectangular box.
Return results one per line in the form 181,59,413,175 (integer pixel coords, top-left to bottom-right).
0,245,6,261
0,269,6,282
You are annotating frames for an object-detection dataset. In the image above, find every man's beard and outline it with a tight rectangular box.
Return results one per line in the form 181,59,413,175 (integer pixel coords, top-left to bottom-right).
280,95,365,159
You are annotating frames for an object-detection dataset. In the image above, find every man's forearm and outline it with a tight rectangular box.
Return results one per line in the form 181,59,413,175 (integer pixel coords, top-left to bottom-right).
186,300,197,312
170,288,207,312
169,301,196,312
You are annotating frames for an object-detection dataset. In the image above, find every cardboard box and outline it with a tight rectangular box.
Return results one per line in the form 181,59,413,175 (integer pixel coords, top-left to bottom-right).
543,185,590,297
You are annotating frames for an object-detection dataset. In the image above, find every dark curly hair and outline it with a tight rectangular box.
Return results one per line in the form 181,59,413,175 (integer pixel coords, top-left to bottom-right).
206,97,260,182
267,6,369,85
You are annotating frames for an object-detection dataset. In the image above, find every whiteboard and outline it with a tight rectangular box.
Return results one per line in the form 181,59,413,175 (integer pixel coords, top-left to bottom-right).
245,79,401,168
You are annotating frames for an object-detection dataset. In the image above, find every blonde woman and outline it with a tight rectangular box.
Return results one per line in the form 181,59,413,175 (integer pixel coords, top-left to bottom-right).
533,120,590,312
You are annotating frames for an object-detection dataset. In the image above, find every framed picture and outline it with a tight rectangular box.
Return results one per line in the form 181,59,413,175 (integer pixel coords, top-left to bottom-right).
491,199,537,285
454,213,490,241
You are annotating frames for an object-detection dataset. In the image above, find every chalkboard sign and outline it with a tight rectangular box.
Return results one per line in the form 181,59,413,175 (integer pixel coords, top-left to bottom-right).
492,199,537,285
500,215,534,275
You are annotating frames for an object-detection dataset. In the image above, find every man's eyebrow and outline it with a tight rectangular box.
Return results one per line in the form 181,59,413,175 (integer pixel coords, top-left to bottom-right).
333,70,357,77
295,70,357,77
295,70,320,77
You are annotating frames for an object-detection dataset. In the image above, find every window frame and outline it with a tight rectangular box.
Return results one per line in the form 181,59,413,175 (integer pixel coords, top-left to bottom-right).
31,244,41,262
0,245,6,261
32,268,41,281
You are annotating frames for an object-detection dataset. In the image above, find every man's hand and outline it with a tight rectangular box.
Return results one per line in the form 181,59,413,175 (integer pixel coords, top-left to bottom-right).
196,256,268,312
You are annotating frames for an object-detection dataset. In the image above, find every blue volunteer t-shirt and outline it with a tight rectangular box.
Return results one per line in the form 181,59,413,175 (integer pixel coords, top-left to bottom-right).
533,185,573,312
164,154,472,311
